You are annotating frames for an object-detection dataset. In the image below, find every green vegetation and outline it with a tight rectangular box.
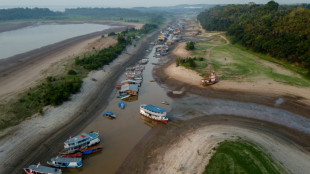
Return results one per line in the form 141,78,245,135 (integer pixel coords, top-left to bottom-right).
0,8,165,24
0,23,158,131
197,1,310,76
181,33,310,86
108,32,117,36
204,140,286,174
185,41,195,50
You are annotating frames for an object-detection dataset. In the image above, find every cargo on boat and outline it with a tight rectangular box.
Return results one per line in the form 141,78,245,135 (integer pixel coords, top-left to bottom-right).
140,104,168,123
24,163,62,174
200,72,219,86
47,157,82,168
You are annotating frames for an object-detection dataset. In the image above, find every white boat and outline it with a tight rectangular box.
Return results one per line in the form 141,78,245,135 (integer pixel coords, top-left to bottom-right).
24,163,62,174
140,104,168,123
64,132,100,152
47,157,82,168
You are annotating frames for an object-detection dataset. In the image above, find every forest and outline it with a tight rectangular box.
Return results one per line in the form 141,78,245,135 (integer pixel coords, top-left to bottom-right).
0,7,164,23
197,1,310,75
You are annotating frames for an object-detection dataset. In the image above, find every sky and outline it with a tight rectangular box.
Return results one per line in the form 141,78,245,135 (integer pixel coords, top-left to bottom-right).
0,0,309,9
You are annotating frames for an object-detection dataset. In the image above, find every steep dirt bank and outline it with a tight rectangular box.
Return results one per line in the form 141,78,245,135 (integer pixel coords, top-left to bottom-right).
0,28,160,174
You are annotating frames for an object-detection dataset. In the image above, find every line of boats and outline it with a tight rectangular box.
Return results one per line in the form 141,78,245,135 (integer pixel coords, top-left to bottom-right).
24,132,102,174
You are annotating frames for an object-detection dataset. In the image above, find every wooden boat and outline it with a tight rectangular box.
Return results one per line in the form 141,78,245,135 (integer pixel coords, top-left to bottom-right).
63,132,100,152
24,163,62,174
47,157,82,168
200,72,219,86
60,152,82,158
80,145,103,155
140,104,168,123
103,111,116,119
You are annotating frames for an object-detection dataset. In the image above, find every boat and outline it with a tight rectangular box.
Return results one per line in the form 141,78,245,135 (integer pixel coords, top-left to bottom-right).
140,104,168,123
103,111,116,119
80,145,103,155
47,157,82,168
161,101,170,105
60,152,82,158
200,72,219,86
24,163,62,174
139,59,149,65
64,132,100,152
118,101,126,109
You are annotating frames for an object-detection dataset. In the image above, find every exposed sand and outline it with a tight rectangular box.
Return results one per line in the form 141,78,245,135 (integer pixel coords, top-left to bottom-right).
0,28,121,103
0,25,160,173
147,124,310,174
172,42,192,58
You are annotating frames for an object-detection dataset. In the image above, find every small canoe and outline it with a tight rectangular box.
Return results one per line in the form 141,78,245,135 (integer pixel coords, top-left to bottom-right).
103,111,116,119
118,101,126,109
80,145,103,155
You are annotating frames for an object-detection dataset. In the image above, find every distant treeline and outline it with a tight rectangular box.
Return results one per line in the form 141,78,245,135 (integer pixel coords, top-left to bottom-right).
197,1,310,74
0,7,164,24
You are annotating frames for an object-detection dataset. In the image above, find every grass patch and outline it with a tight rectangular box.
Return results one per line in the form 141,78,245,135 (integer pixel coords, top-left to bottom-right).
204,140,287,174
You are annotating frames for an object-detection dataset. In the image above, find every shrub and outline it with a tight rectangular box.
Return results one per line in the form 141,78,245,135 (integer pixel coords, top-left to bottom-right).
186,41,195,50
68,69,77,75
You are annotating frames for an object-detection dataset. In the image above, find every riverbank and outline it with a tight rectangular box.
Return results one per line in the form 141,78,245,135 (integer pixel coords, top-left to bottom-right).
0,23,159,174
117,18,310,174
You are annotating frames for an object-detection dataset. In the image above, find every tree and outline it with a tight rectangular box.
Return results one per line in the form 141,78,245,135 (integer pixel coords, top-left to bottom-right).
186,41,195,50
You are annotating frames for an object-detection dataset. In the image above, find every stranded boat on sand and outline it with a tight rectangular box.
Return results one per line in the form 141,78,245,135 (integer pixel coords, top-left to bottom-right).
140,104,168,123
103,111,117,119
24,163,62,174
47,157,82,168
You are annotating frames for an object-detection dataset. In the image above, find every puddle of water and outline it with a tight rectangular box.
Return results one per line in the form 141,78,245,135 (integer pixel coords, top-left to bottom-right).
64,45,172,174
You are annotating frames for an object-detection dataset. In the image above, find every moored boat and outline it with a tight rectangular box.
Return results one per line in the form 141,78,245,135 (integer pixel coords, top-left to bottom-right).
140,104,168,123
61,152,82,158
103,111,116,118
24,163,62,174
80,145,103,155
118,101,126,109
47,157,82,168
64,132,100,152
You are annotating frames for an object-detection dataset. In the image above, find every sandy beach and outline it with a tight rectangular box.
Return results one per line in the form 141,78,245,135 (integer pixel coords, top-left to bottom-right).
0,21,158,174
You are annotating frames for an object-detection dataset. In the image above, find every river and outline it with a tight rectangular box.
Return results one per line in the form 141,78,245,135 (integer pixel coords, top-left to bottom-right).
0,23,112,59
62,45,172,174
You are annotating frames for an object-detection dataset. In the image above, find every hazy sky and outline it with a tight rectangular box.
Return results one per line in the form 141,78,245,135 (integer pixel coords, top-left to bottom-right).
0,0,309,8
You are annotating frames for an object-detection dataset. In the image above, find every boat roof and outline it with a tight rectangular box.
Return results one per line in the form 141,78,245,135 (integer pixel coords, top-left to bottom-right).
51,157,82,162
107,111,114,114
142,104,166,113
65,132,98,144
27,164,61,173
121,84,139,92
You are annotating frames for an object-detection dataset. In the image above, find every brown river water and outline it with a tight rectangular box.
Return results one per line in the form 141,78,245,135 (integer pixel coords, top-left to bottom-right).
63,46,172,174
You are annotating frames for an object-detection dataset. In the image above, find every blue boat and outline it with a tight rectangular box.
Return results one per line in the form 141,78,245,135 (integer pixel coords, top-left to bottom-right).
118,101,126,109
103,111,116,118
80,145,103,155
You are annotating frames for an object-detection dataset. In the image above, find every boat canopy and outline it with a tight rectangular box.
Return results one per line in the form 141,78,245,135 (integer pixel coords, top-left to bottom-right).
26,164,62,173
142,104,166,113
107,111,114,115
51,157,82,163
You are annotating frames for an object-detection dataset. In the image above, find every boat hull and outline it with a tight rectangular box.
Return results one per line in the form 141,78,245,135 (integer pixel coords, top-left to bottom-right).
140,113,168,123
